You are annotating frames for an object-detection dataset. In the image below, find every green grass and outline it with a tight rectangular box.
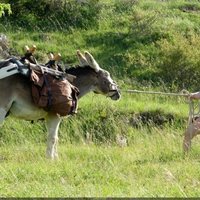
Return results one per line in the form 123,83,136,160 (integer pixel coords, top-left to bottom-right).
2,0,200,197
2,0,200,87
1,93,199,197
1,141,200,197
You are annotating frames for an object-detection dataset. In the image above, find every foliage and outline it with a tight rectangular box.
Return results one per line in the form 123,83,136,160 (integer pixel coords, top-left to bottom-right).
1,0,101,31
0,3,11,17
113,0,139,13
2,0,200,91
156,33,200,90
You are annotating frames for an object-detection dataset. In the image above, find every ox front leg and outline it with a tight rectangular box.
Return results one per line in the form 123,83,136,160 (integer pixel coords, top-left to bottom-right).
0,107,7,124
46,114,61,159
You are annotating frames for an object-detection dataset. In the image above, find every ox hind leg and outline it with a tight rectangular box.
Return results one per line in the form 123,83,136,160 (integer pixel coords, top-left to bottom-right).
46,113,61,159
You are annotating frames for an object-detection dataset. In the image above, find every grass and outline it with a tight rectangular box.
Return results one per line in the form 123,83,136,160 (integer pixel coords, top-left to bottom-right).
1,93,199,197
2,0,200,197
2,0,200,87
1,141,200,197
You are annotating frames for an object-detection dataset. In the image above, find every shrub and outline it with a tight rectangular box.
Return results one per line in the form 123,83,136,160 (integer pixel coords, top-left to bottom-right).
2,0,102,31
156,33,200,90
113,0,138,14
0,3,11,17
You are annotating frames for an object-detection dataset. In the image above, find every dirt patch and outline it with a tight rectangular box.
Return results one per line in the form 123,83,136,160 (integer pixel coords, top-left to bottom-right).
179,4,200,13
130,109,175,128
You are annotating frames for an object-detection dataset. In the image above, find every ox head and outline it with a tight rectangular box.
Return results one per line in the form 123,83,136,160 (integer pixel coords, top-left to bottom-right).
77,50,121,100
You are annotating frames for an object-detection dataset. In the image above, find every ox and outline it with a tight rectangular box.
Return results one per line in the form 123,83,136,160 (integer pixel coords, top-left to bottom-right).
0,50,120,159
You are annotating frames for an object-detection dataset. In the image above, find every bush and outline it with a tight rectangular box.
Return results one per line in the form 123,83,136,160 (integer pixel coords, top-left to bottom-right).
2,0,102,31
156,33,200,90
113,0,138,14
0,3,11,17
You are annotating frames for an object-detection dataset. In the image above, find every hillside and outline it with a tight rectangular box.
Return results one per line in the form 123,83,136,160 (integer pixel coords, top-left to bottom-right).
1,0,200,90
1,0,200,197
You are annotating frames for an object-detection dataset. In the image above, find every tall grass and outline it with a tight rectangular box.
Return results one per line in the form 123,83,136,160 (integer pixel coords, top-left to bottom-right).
0,92,189,145
0,64,198,197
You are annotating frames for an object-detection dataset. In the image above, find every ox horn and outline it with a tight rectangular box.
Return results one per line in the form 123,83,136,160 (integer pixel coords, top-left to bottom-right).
25,45,36,53
84,51,100,72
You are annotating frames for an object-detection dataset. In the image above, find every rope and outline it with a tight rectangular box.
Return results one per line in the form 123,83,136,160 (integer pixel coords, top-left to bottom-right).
124,89,189,97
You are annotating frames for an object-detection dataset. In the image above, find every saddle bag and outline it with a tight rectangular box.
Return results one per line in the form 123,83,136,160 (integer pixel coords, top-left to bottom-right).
30,70,79,116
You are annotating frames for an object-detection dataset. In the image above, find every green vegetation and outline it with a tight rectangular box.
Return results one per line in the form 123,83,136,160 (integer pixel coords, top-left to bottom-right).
0,3,11,17
1,0,200,89
1,0,200,197
1,0,101,31
1,94,197,197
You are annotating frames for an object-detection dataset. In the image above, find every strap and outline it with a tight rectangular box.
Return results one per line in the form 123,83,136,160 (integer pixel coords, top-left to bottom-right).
43,73,52,109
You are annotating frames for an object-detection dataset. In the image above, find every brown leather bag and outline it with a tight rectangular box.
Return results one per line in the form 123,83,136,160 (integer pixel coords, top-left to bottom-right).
30,70,79,116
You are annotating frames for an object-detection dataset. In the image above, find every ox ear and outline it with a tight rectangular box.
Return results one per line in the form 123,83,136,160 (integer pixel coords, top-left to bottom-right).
84,51,100,72
77,50,88,66
48,52,54,60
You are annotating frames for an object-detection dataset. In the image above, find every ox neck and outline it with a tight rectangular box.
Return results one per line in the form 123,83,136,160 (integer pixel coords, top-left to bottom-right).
78,85,94,99
66,66,97,99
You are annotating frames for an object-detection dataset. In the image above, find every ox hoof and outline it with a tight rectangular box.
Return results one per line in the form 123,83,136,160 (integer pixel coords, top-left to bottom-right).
46,151,59,160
